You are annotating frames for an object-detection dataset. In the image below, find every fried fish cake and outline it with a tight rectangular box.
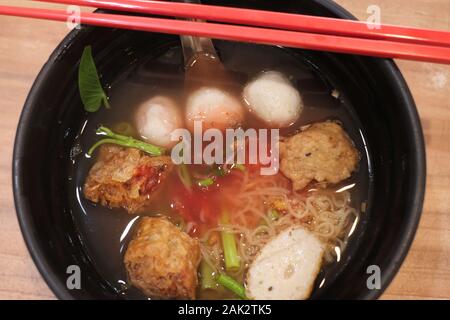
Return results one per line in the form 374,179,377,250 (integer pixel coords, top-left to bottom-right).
83,145,173,214
124,217,201,299
280,121,359,190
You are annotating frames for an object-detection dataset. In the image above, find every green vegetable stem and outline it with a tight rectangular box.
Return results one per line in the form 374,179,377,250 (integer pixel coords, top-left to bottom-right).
88,126,165,156
220,208,240,272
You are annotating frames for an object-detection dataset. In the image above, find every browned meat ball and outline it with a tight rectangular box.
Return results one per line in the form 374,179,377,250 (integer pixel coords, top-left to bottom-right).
83,144,173,214
124,217,201,299
279,121,359,190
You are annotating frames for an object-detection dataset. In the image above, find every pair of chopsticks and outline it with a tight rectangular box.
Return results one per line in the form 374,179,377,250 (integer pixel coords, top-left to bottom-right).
1,0,450,64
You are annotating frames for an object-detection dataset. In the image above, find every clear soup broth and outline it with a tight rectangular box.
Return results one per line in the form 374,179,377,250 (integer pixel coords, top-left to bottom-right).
68,41,371,299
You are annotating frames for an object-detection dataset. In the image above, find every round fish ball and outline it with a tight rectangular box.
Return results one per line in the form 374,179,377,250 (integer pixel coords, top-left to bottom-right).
135,96,183,148
185,87,244,131
243,71,303,127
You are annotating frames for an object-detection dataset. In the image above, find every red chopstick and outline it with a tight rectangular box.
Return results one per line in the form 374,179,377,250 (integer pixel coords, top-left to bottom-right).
37,0,450,48
1,4,450,64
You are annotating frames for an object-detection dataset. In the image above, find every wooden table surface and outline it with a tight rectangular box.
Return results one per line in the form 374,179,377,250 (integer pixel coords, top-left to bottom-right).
0,0,449,300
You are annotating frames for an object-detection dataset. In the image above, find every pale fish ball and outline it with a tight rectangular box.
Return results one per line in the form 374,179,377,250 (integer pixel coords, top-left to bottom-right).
243,71,303,127
185,87,244,131
135,96,183,148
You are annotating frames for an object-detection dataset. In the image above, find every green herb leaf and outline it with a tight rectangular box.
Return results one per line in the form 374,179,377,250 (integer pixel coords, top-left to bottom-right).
198,177,214,187
213,165,226,177
78,46,110,112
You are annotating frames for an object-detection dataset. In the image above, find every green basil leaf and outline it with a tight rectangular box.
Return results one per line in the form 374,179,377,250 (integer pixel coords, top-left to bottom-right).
78,46,110,112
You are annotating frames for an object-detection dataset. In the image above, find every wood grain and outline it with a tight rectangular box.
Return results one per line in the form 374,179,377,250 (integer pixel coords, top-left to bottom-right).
0,0,449,300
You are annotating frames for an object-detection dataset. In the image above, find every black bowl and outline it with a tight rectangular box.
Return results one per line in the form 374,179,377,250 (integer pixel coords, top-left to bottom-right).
13,0,425,299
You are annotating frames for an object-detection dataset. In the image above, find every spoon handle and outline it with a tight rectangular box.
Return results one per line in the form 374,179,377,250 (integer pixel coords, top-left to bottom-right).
172,0,218,64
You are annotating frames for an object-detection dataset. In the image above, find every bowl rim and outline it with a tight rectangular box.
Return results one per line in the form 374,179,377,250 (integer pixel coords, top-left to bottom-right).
12,0,426,300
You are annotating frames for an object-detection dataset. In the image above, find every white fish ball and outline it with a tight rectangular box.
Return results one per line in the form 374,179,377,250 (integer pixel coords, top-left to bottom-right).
185,87,244,131
243,71,303,127
135,96,183,148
